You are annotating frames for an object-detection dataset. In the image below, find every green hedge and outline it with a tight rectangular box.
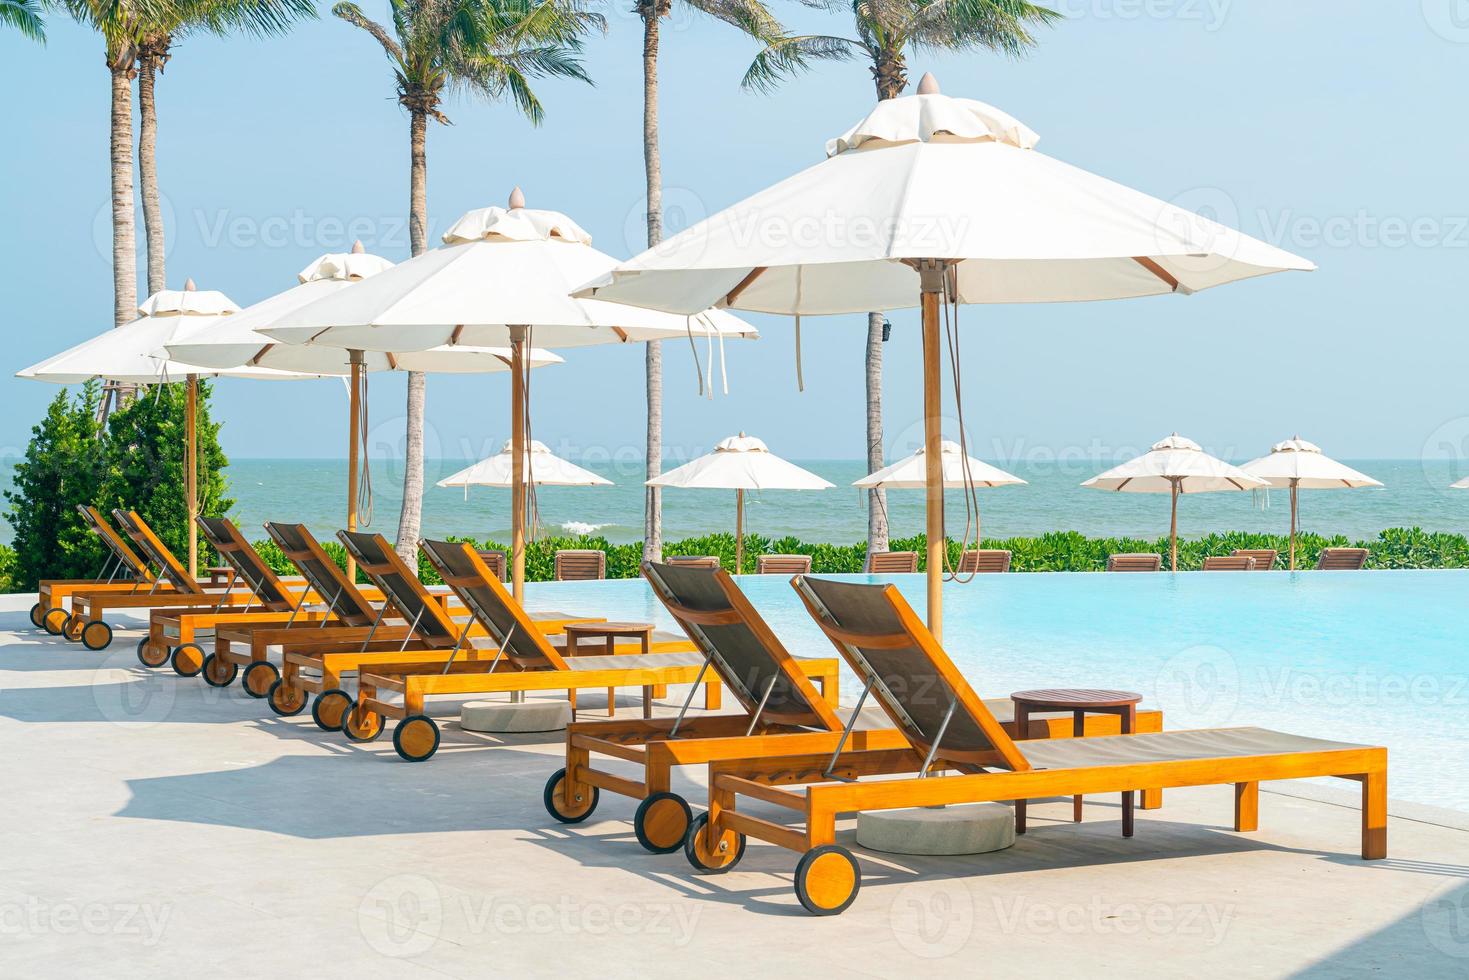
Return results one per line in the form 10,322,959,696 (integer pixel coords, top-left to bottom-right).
241,527,1469,584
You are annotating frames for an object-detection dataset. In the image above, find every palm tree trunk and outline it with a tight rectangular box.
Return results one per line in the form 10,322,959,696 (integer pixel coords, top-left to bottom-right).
641,4,664,564
866,312,888,552
106,53,138,417
137,43,166,296
395,108,429,567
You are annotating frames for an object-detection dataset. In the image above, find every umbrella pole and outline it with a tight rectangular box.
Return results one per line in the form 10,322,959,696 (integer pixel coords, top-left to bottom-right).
345,353,363,584
510,326,527,603
1290,480,1298,572
920,269,944,638
1169,478,1179,573
735,488,744,574
186,373,198,579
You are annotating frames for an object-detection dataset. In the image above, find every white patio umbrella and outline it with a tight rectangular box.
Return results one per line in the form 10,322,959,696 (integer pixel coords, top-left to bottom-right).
1082,433,1267,571
19,281,313,575
856,439,1024,545
1453,477,1469,490
262,191,759,600
578,74,1312,635
163,246,562,580
648,433,833,573
1240,436,1382,570
438,439,612,492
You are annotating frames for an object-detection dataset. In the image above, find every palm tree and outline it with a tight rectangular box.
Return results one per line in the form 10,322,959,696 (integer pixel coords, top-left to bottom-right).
3,0,46,39
334,0,601,564
745,0,1057,559
134,0,316,295
637,0,786,566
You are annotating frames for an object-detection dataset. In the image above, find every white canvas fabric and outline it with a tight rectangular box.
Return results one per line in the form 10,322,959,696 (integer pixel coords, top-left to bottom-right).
856,440,1025,490
648,434,833,491
1082,434,1267,494
437,440,612,489
1240,437,1383,490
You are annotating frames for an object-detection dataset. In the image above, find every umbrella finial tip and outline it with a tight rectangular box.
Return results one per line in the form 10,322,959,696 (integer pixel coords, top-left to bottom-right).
508,186,526,210
351,239,365,254
183,277,196,291
916,72,940,95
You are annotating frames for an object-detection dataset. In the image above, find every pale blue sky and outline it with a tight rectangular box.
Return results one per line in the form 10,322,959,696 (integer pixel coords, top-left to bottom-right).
4,2,1467,470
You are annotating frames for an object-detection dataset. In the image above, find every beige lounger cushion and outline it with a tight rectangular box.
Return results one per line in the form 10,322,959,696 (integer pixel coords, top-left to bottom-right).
1021,726,1373,770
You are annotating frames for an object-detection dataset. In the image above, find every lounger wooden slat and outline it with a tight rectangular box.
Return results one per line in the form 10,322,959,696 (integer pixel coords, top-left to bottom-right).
1232,548,1278,571
957,549,1012,573
866,551,918,574
34,505,171,635
1201,555,1256,571
1316,547,1369,570
684,576,1388,916
1107,553,1162,572
555,550,606,581
755,554,812,575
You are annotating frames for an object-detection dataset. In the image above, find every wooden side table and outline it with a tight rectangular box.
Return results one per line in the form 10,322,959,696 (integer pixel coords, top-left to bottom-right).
563,621,656,719
1011,688,1143,838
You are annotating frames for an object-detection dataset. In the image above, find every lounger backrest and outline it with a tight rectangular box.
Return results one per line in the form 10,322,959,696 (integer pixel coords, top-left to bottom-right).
113,509,203,594
338,531,459,648
756,554,811,575
554,549,605,581
666,556,721,570
196,517,298,611
419,539,568,670
644,561,841,729
1232,548,1277,571
794,575,1030,773
475,549,507,582
76,505,153,581
1107,553,1162,572
867,551,918,574
263,523,378,627
1317,547,1369,570
1201,555,1255,571
958,550,1012,573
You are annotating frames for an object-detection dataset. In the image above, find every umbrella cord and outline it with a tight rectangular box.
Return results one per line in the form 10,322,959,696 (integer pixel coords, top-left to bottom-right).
357,370,373,527
794,266,805,392
683,316,705,398
941,266,980,584
523,327,540,542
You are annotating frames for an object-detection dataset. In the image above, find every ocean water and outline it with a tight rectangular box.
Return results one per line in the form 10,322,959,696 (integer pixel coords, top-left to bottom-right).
1,457,1462,548
524,570,1469,811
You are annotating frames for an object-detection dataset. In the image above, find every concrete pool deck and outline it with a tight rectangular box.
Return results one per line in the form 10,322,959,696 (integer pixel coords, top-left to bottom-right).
2,596,1467,978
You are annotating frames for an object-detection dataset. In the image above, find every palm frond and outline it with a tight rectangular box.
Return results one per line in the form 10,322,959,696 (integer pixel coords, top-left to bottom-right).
2,0,46,41
742,33,862,93
903,0,1057,56
175,0,318,41
333,0,407,64
683,0,785,45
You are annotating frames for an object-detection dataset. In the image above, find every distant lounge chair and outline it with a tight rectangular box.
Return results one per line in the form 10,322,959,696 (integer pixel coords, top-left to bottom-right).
1201,555,1256,571
1107,553,1162,572
756,554,812,575
683,576,1388,915
555,549,606,581
1232,548,1278,571
1317,548,1369,571
35,505,173,635
958,549,1012,573
666,556,722,570
341,538,715,762
475,549,507,581
866,551,918,574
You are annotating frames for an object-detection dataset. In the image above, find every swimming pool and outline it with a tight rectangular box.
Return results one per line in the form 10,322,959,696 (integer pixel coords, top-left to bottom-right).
525,570,1468,811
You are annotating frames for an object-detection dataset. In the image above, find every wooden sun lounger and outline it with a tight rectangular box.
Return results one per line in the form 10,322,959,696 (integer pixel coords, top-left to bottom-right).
1232,548,1278,570
57,510,263,650
1201,555,1256,571
1107,553,1162,572
546,561,1160,855
339,538,716,762
1317,547,1369,570
866,551,918,573
683,576,1387,915
755,554,812,575
958,549,1012,573
261,531,605,734
34,505,175,636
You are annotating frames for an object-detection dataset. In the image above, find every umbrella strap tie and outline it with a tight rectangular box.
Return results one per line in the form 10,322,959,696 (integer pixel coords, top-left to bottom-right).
684,317,705,398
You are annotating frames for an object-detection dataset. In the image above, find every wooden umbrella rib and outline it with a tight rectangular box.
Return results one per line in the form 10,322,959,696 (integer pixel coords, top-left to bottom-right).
1133,257,1180,292
725,267,768,306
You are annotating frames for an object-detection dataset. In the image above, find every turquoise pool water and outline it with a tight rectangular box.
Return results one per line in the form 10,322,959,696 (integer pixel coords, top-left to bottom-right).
524,570,1468,811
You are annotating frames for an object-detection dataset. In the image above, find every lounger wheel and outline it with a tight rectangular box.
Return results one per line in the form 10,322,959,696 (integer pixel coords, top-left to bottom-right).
41,607,68,635
201,653,238,688
64,615,87,642
170,642,206,677
241,662,279,699
135,636,169,668
392,715,440,762
684,812,745,874
543,768,599,824
81,620,113,651
793,846,861,916
266,678,308,717
312,689,352,732
634,792,694,854
342,700,385,743
29,603,44,629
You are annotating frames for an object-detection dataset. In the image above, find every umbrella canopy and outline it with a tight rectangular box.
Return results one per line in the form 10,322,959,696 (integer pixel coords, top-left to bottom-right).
19,285,301,384
1240,436,1382,570
164,249,564,375
1453,477,1469,489
437,440,612,489
856,440,1025,489
648,434,832,573
1083,433,1265,571
579,75,1312,634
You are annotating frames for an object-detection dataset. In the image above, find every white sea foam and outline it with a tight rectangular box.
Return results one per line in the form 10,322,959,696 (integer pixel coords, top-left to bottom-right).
561,521,612,536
